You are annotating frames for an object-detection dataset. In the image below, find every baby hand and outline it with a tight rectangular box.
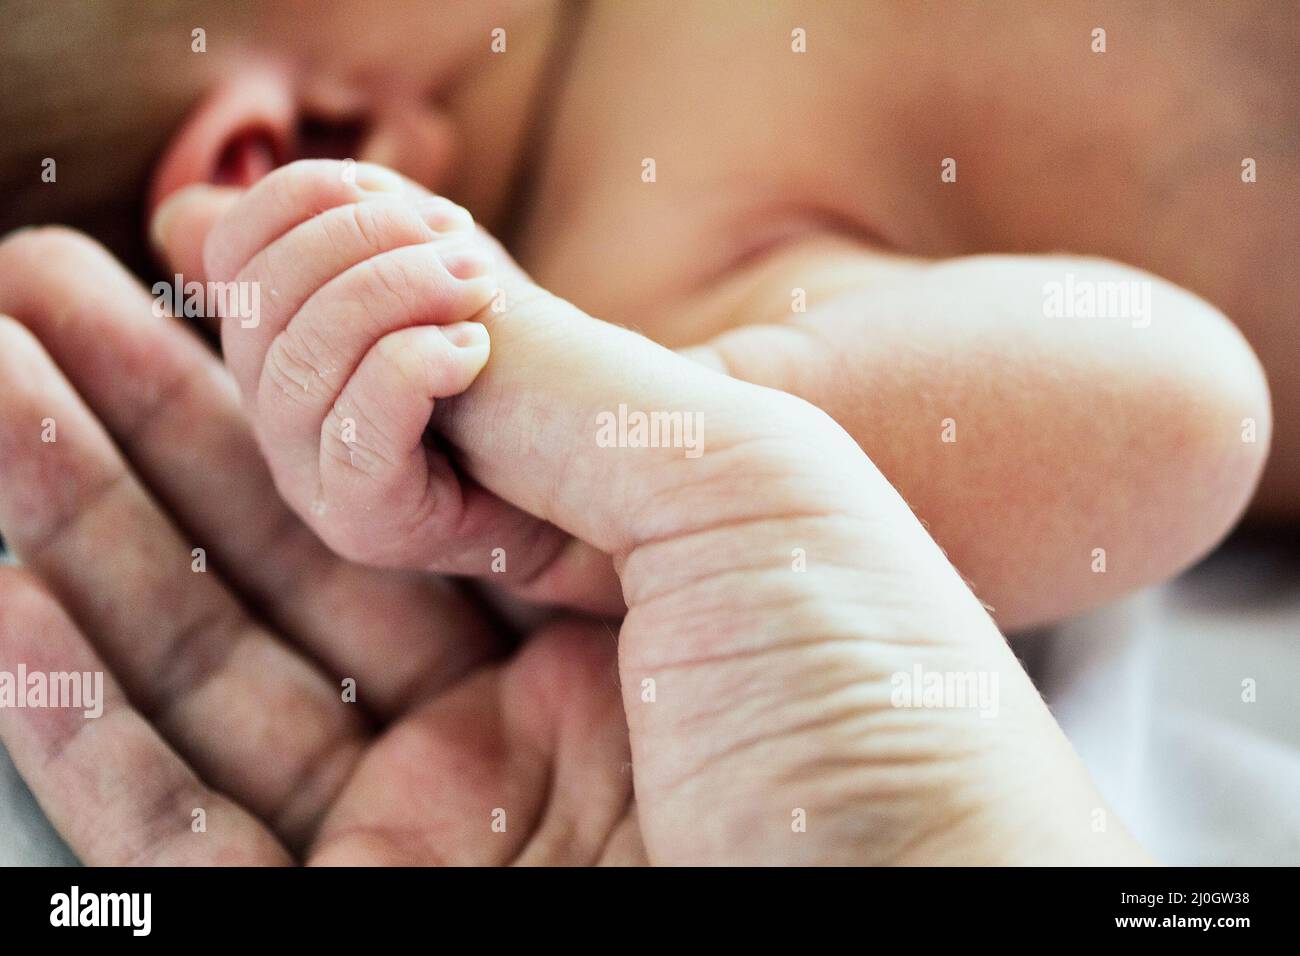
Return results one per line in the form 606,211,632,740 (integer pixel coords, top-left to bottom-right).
183,160,841,612
172,160,613,612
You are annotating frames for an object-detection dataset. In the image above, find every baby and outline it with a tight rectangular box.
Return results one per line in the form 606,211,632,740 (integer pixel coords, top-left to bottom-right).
153,149,1268,636
158,159,848,617
0,0,1292,869
1,0,1291,631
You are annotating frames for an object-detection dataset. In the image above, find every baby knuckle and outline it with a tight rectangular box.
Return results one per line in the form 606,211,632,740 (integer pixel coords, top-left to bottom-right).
262,330,335,403
340,202,383,253
343,200,428,254
321,409,400,481
358,252,425,313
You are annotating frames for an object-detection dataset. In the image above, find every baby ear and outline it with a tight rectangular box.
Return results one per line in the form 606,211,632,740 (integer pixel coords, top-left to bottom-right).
150,62,459,220
148,62,296,219
148,63,460,279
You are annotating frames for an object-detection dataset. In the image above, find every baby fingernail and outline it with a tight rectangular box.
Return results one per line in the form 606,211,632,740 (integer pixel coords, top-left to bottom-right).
441,321,490,352
416,197,475,232
443,248,494,280
352,163,407,193
460,275,500,313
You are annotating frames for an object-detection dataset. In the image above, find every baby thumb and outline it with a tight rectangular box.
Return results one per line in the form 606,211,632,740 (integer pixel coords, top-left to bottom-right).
150,184,244,312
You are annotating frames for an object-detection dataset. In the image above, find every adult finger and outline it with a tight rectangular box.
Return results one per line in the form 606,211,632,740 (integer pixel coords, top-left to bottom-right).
0,228,499,714
0,315,365,845
0,567,292,865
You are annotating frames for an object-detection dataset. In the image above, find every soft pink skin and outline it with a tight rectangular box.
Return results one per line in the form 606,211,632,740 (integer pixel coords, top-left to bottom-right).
172,162,614,613
207,160,1272,635
133,2,1276,634
0,186,1152,862
673,242,1273,630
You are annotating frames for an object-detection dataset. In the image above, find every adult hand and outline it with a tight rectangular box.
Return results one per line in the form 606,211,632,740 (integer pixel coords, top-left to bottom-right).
0,223,1149,864
0,227,634,864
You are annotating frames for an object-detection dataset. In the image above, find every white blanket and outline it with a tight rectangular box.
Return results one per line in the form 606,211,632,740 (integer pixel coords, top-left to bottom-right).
1031,533,1300,865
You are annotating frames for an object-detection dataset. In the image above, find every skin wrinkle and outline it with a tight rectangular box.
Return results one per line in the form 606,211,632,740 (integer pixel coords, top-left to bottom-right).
1,238,501,717
676,707,961,804
234,199,442,368
661,664,899,764
109,772,212,868
623,541,972,664
321,398,401,479
15,0,1284,868
0,581,290,865
502,632,632,865
141,603,251,723
624,634,977,780
615,427,863,561
37,683,131,773
16,465,135,573
268,731,368,852
263,328,327,400
620,512,901,607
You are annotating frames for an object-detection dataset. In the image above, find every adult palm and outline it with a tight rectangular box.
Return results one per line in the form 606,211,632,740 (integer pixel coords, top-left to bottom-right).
0,227,1149,867
0,227,639,865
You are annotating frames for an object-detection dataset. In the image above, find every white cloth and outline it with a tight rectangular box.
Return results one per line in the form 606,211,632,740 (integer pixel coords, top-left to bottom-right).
0,748,76,865
1031,534,1300,865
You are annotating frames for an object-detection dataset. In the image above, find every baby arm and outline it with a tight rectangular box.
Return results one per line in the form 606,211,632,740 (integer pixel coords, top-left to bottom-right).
187,158,1268,634
677,236,1272,630
192,160,835,614
182,160,1149,863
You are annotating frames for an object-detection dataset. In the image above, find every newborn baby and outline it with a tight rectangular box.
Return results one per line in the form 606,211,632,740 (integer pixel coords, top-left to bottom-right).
178,154,1267,635
0,0,1289,868
4,0,1286,634
174,159,837,615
